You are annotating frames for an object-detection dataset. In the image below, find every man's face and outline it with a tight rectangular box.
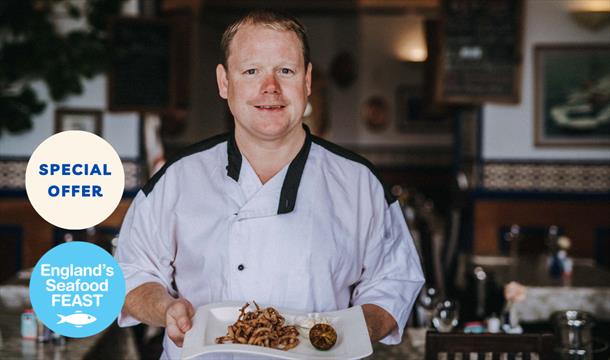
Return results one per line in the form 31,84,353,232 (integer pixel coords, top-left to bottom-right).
216,24,312,141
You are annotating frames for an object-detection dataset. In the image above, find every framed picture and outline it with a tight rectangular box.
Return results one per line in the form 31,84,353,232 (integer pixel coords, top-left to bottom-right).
55,108,102,135
435,0,523,104
396,85,451,133
534,45,610,147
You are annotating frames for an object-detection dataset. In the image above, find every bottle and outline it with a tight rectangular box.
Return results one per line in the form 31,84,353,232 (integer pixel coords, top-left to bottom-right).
20,309,37,340
549,253,563,279
505,224,521,258
473,266,488,319
546,225,562,278
559,250,573,286
546,225,559,253
416,287,438,328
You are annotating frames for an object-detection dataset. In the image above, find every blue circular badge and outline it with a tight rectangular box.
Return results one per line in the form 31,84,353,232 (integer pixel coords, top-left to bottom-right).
29,242,125,338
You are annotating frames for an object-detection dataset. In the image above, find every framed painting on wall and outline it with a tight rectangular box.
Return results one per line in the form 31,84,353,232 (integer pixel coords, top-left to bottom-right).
534,45,610,147
55,108,102,135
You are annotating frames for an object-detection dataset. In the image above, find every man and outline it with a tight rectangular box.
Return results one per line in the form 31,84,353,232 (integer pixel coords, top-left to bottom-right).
116,10,424,359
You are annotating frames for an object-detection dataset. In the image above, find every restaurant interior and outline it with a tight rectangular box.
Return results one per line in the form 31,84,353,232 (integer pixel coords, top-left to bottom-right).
0,0,609,359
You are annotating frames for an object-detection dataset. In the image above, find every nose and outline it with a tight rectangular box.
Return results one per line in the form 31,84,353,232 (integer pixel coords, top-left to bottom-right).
261,73,281,95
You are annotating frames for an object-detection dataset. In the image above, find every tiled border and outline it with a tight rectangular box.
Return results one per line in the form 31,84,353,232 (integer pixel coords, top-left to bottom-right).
0,159,142,191
481,162,610,192
5,158,608,193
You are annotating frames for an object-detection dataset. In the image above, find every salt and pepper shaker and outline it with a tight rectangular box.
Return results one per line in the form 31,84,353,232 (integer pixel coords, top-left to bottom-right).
20,309,37,340
20,309,66,345
486,313,501,333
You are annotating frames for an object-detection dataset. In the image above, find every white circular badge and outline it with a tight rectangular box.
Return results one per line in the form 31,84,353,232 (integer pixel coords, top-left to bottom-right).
25,131,124,230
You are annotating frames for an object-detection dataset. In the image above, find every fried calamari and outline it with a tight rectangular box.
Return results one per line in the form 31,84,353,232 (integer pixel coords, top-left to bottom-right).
215,302,300,351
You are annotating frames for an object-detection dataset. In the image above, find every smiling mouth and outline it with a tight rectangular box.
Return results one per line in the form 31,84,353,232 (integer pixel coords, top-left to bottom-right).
254,105,286,110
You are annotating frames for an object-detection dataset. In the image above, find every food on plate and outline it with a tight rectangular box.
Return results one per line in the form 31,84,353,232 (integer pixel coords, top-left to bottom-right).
215,302,300,351
309,323,337,350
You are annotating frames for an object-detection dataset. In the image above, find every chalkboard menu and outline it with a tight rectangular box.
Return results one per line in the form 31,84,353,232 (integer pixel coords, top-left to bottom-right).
108,18,170,111
435,0,523,104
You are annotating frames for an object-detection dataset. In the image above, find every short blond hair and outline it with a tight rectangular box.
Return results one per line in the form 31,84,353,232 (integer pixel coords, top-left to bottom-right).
220,10,310,69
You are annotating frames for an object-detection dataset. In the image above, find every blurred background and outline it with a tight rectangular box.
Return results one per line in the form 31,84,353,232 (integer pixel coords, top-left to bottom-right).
0,0,609,359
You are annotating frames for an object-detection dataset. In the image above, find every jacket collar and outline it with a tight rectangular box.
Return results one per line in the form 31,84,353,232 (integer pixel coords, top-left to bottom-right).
226,124,312,215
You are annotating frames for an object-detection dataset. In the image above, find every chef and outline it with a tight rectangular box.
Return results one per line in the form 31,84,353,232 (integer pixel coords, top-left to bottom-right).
115,9,424,359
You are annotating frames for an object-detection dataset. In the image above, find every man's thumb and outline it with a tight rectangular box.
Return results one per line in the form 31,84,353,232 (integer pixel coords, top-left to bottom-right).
179,316,191,332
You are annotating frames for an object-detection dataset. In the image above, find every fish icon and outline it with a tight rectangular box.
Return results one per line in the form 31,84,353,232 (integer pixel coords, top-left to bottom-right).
57,311,96,327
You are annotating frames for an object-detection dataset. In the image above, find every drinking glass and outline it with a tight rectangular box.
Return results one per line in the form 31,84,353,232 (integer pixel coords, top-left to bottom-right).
432,299,459,332
416,287,439,328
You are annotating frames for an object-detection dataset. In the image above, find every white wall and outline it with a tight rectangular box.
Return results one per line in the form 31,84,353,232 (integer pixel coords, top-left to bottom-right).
302,15,362,145
301,13,452,147
354,13,452,147
482,0,610,160
0,78,140,159
0,0,140,159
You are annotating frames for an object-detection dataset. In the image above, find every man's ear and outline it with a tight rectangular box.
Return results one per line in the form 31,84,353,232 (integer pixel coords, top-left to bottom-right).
216,64,228,99
305,62,312,97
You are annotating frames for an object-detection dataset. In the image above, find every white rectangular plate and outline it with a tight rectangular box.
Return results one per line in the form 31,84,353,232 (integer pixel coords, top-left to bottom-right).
182,302,372,360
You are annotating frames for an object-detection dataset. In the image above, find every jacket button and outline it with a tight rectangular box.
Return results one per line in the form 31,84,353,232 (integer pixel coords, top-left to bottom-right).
237,264,245,271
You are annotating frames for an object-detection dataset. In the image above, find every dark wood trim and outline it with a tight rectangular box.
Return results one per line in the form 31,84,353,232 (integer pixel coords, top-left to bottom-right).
0,225,23,281
472,199,610,256
54,108,103,135
107,16,172,113
202,0,439,13
425,331,554,360
0,199,132,268
164,8,193,110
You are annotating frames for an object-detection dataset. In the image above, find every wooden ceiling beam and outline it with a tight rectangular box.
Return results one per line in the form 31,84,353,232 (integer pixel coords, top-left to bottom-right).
197,0,438,12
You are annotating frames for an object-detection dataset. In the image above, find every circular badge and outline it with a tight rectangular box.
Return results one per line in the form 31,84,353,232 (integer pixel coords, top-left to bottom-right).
25,131,124,230
29,242,125,338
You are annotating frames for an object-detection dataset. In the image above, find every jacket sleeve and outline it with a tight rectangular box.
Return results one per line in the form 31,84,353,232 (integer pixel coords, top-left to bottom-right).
114,190,176,327
351,199,425,345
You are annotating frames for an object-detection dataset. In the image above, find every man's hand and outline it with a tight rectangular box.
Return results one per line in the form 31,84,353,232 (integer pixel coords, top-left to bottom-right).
124,283,196,347
361,304,397,342
165,298,195,347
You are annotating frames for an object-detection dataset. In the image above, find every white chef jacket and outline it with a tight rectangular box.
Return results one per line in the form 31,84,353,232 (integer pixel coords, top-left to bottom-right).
115,125,425,359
